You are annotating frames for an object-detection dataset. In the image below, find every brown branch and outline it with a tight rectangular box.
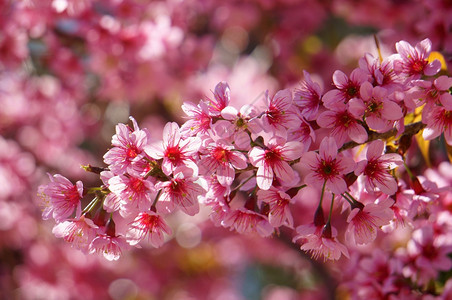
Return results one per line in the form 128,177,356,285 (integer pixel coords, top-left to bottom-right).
339,121,427,152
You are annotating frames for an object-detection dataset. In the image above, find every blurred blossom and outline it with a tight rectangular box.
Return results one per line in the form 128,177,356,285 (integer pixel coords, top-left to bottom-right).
1,0,452,299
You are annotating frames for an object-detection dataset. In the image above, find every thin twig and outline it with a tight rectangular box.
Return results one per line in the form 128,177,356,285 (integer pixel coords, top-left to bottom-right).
339,121,426,152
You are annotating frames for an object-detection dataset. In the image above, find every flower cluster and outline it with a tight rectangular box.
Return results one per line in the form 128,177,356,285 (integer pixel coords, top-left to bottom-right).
38,38,452,296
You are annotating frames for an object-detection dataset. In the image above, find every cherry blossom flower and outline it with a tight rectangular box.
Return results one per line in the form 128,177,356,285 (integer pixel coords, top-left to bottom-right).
180,100,212,137
287,116,315,152
52,215,98,253
317,104,367,147
206,81,231,116
108,174,156,216
392,38,441,78
260,89,301,139
301,137,356,194
410,76,452,111
39,173,83,222
402,225,452,285
322,68,368,109
422,105,452,145
222,208,273,237
217,104,258,150
293,70,323,120
354,140,403,195
349,82,403,132
144,122,201,176
257,186,294,228
359,53,401,91
89,234,129,261
199,137,248,186
103,117,149,175
346,197,394,245
293,222,349,261
155,172,203,216
125,211,172,247
249,137,304,190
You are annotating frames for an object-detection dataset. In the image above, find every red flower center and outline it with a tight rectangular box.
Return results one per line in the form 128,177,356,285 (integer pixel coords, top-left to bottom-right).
411,60,426,73
166,146,181,161
126,146,140,159
130,178,145,193
319,160,339,178
264,149,282,164
212,147,228,163
64,187,81,205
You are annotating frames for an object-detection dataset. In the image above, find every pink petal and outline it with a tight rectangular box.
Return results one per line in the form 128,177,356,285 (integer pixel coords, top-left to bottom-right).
300,152,320,169
282,141,305,160
381,101,403,120
332,70,348,88
322,90,345,110
425,60,441,76
327,176,347,194
337,155,356,173
271,89,293,111
359,81,373,101
317,111,336,128
347,123,368,144
348,98,366,118
221,106,238,120
217,165,235,186
440,93,452,110
434,76,452,91
366,115,390,132
273,161,295,183
319,137,337,161
249,147,265,167
229,152,248,169
256,165,273,190
366,140,384,160
423,127,441,141
375,176,398,195
163,122,180,148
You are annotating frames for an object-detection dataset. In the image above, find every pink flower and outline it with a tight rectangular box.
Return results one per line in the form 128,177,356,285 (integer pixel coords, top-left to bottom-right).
180,100,212,137
217,104,258,150
52,215,98,253
317,104,368,147
422,105,452,145
249,137,304,190
39,173,83,222
260,89,301,138
293,70,323,120
103,116,149,175
144,122,201,176
287,117,315,152
359,53,401,91
257,186,294,228
89,234,129,261
125,211,172,247
349,82,403,132
393,38,441,78
155,172,203,216
354,140,403,195
410,76,452,111
293,223,349,261
100,171,121,213
206,81,230,116
404,226,452,285
322,68,368,109
199,137,248,186
108,174,156,216
301,137,356,194
346,197,394,245
222,208,273,237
